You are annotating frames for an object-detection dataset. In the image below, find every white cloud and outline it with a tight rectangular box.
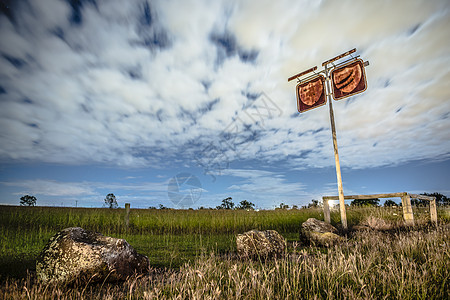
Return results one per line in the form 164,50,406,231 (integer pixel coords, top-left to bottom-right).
1,180,96,197
1,178,169,197
0,0,448,173
222,168,309,207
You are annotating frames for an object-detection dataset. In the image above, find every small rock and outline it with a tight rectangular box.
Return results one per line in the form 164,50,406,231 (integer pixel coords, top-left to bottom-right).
300,218,343,247
301,218,338,234
236,230,286,258
36,227,149,285
307,231,344,247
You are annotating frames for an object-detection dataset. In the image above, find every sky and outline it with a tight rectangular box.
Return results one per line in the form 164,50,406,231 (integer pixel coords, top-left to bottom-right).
0,0,449,209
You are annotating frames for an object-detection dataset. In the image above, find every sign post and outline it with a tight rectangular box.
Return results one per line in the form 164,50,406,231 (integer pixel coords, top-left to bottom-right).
288,48,369,230
325,70,347,229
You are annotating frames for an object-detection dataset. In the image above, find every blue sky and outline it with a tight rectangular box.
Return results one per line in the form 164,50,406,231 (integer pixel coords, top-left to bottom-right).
0,0,449,209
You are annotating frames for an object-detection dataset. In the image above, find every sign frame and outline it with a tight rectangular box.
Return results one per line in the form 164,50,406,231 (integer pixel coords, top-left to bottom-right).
296,74,326,113
331,58,367,101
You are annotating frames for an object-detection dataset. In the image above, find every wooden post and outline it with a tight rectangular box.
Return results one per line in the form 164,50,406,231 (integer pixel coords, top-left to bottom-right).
327,81,347,230
125,203,130,229
429,197,438,226
323,198,331,224
401,194,414,226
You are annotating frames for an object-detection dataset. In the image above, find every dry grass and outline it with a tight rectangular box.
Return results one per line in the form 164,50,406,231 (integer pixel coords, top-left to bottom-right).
1,223,448,299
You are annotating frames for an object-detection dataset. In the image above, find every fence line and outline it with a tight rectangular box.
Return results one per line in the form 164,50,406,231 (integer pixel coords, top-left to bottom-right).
322,192,437,227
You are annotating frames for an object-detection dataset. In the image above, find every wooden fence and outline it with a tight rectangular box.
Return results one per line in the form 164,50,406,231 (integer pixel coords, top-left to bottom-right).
322,192,437,228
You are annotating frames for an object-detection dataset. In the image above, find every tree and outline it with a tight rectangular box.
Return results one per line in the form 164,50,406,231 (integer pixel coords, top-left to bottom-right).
236,200,255,210
350,198,380,207
308,199,320,208
411,198,426,207
20,195,36,206
278,203,289,209
216,197,234,209
384,199,397,207
104,193,118,209
421,192,449,206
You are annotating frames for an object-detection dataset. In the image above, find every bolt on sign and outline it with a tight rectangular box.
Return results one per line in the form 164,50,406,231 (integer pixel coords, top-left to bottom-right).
296,75,326,113
331,59,367,100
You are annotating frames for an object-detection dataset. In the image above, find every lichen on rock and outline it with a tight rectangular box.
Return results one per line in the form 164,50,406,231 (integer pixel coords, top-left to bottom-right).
36,227,149,285
300,218,344,247
236,229,286,258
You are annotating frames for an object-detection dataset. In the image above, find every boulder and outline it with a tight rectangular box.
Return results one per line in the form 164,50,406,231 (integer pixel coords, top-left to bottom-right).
301,218,338,234
300,218,343,247
236,230,286,258
36,227,149,285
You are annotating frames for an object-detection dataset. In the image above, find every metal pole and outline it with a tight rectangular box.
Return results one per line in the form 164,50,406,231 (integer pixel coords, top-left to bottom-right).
325,70,347,230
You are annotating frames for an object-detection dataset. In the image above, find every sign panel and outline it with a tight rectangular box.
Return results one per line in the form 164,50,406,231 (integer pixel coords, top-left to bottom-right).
296,75,326,113
331,59,367,100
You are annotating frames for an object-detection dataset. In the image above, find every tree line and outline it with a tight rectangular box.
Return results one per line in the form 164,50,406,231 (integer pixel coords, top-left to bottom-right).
18,192,450,208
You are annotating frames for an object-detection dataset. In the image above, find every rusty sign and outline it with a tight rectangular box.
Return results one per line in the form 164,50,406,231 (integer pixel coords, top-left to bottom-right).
296,75,326,113
331,59,367,100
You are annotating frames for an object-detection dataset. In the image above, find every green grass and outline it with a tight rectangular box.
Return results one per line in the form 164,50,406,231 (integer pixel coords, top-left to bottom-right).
0,206,325,235
2,223,449,299
0,205,448,299
0,205,323,279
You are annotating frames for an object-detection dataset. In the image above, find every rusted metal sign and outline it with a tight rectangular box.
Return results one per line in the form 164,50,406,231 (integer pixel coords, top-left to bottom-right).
331,59,367,100
288,49,369,230
296,75,326,113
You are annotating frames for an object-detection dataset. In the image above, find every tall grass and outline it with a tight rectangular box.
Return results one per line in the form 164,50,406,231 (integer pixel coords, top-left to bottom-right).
0,206,324,235
0,206,322,278
1,205,448,299
1,223,448,299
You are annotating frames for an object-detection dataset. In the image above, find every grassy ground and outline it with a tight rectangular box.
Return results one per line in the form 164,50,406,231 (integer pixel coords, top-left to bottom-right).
0,206,324,278
0,205,449,299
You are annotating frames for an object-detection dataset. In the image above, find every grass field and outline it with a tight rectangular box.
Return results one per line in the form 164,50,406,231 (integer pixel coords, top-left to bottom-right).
0,205,449,299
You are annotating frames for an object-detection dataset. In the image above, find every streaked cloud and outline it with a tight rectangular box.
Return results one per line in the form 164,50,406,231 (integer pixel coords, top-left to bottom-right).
0,0,449,207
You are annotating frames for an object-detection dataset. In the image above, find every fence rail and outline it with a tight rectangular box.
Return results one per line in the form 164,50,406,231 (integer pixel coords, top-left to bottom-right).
322,193,437,227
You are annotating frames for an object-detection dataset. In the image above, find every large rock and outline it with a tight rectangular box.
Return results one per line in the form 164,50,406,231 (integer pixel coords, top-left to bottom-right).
236,229,286,258
302,218,338,234
36,227,149,285
300,218,344,247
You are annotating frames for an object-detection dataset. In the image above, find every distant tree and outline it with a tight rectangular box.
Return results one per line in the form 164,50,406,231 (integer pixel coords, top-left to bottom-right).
237,200,255,210
411,198,426,207
278,203,289,209
384,199,397,207
421,192,449,206
308,199,320,208
20,195,37,206
216,197,234,209
104,193,118,209
148,206,156,209
158,204,167,210
350,198,380,207
291,205,298,210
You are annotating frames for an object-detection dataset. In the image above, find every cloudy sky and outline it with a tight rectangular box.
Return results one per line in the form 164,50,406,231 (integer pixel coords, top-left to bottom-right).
0,0,449,209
